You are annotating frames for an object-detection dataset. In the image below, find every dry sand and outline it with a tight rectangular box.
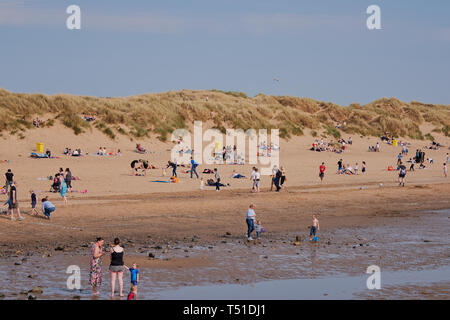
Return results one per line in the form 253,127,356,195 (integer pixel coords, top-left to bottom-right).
0,123,449,253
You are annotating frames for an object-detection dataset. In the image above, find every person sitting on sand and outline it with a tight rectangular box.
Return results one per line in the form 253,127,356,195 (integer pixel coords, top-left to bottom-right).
310,214,320,241
345,164,354,175
136,144,146,153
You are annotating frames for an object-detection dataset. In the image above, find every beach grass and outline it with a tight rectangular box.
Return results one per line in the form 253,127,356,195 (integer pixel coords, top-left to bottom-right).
1,88,449,141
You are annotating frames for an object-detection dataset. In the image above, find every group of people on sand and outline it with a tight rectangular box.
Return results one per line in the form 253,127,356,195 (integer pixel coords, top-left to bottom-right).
89,237,140,299
269,165,286,192
245,203,319,242
81,113,96,122
64,148,83,156
310,137,350,154
131,159,156,176
32,117,43,128
336,159,366,175
2,169,57,221
50,168,72,204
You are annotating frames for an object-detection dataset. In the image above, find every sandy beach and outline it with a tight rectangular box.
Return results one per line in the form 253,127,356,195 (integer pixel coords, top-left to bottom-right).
0,124,449,299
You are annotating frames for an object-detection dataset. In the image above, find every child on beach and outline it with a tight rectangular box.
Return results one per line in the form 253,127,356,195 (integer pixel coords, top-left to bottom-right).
30,190,38,216
127,284,138,300
255,220,263,239
362,161,366,173
309,214,320,241
354,163,359,175
125,263,140,291
444,163,448,178
41,197,55,219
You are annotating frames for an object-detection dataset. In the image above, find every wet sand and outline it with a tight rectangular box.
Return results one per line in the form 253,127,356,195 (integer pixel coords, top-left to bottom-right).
0,208,448,300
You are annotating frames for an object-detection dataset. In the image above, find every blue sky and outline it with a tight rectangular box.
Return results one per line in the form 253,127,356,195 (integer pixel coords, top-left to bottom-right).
0,0,449,105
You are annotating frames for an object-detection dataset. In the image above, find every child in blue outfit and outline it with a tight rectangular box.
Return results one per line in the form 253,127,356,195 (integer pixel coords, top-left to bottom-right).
30,190,38,216
125,263,140,297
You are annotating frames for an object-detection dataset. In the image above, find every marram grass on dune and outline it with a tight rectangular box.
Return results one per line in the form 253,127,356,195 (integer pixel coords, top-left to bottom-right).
0,88,449,141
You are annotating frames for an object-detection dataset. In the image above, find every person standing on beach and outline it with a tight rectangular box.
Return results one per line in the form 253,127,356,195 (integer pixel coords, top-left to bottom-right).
252,168,260,193
4,169,14,194
362,161,367,173
90,237,105,296
65,168,72,193
398,162,407,187
319,162,326,182
309,215,320,241
109,238,125,298
274,167,282,192
59,174,68,205
270,165,278,191
280,166,286,189
246,204,256,241
337,159,343,173
214,168,221,191
30,190,38,216
8,182,24,221
444,163,448,178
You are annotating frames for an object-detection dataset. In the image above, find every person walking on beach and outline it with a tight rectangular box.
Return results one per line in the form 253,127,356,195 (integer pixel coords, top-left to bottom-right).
8,182,24,221
190,157,199,179
4,169,14,194
362,161,366,173
309,214,320,241
246,204,256,241
109,238,125,298
64,168,72,193
398,162,407,187
319,162,326,182
214,168,221,191
90,237,105,296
